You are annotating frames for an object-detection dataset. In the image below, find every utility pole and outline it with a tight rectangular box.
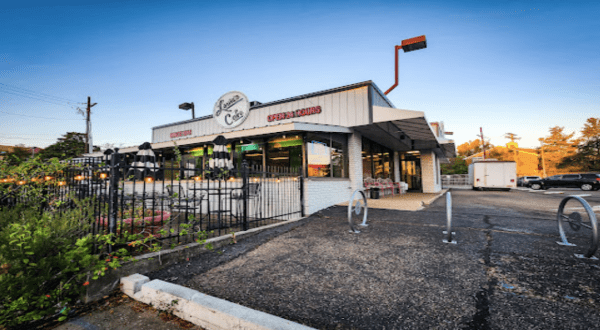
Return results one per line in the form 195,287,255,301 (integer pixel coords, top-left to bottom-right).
479,127,486,159
539,138,547,178
504,133,521,174
86,97,97,154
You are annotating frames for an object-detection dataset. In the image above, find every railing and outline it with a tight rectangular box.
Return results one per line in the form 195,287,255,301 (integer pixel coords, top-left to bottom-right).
441,174,470,189
1,150,304,251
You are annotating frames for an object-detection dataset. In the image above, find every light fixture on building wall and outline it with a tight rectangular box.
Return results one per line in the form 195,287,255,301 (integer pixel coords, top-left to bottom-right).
179,102,195,119
384,35,427,95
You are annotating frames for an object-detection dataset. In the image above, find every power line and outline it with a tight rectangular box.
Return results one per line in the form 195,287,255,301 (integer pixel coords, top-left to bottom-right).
0,82,81,105
0,110,84,121
0,89,81,109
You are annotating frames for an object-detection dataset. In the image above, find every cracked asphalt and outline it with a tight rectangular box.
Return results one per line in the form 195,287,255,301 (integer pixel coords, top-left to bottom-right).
55,189,600,329
182,189,600,329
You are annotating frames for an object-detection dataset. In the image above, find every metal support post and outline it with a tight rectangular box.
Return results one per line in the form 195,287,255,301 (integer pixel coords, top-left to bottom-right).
242,161,249,231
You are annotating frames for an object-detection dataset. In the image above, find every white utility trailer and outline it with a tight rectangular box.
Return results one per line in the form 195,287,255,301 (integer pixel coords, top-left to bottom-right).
468,160,516,191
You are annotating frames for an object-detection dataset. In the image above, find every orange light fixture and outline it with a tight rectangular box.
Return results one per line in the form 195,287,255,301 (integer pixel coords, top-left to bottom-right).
17,180,26,185
44,176,53,181
144,176,154,184
193,176,202,182
75,175,84,181
58,181,66,186
99,173,108,179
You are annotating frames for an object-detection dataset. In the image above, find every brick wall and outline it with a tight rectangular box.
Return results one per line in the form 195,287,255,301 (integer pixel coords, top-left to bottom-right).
348,132,363,191
304,179,352,215
420,150,441,193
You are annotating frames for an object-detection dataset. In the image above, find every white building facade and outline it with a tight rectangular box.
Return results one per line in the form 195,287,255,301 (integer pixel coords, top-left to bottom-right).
91,81,455,215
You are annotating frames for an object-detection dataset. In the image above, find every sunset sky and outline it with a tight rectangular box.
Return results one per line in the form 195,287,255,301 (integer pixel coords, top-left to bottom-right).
1,0,598,150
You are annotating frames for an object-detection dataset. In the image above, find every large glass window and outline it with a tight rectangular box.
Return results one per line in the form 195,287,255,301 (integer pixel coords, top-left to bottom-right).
306,133,347,178
235,139,264,169
362,137,393,180
267,135,303,171
362,137,373,179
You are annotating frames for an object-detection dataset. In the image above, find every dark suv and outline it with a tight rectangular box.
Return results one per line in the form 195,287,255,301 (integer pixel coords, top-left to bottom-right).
529,173,600,191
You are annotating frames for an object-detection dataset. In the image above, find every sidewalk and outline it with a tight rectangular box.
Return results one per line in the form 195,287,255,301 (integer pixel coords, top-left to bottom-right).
337,190,447,211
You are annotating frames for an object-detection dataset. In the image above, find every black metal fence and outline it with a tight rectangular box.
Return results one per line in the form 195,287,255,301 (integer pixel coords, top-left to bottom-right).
1,149,304,251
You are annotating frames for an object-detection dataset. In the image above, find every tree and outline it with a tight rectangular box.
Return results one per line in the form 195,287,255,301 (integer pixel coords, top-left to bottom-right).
540,126,579,176
560,118,600,172
38,132,98,160
457,140,493,157
2,146,31,166
441,156,468,174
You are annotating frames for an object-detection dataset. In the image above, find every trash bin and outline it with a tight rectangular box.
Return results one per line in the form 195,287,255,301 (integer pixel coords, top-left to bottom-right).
370,187,380,199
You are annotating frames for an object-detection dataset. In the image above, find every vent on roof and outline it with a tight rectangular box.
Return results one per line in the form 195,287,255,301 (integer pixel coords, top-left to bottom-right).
250,101,262,107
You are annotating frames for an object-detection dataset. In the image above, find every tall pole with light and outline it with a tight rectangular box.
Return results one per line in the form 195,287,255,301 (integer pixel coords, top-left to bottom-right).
384,35,428,95
179,102,195,119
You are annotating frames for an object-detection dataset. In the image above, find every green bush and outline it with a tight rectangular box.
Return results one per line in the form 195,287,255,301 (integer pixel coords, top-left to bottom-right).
0,204,125,327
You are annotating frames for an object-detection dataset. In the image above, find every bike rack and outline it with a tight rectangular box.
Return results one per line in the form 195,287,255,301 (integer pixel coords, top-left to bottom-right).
348,189,368,233
442,192,456,244
556,195,599,259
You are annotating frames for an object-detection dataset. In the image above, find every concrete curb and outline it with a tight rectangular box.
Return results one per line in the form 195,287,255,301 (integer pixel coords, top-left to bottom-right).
84,217,307,303
418,189,448,210
121,274,316,330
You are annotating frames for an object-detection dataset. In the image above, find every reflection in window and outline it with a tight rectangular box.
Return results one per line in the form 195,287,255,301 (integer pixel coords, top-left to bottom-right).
267,135,302,171
306,133,347,178
235,139,263,169
307,140,330,177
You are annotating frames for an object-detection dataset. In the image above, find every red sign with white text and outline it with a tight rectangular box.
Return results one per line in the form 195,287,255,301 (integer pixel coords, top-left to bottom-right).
268,106,322,122
170,130,192,138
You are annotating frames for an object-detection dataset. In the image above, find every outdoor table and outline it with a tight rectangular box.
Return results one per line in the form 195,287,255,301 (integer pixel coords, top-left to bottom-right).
188,186,233,229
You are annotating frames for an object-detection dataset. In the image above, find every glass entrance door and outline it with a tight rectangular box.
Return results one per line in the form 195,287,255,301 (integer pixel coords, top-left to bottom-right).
401,153,422,192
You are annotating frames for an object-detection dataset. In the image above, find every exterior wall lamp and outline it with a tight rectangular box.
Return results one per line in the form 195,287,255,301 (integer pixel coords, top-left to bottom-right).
179,102,195,119
384,35,428,95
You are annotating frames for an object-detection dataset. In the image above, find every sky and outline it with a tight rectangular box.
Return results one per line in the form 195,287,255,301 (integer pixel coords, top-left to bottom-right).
1,0,599,151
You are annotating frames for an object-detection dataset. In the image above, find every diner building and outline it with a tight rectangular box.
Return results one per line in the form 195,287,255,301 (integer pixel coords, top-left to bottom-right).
87,81,455,214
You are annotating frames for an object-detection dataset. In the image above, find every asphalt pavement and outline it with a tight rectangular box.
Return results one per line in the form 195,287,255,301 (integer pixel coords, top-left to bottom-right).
52,189,600,330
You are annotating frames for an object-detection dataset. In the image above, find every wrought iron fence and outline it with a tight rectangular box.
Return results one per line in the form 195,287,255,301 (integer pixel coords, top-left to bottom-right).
1,150,304,251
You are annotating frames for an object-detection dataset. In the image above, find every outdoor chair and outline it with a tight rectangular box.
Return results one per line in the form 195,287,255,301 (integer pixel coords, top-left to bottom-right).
363,177,376,195
166,185,205,222
230,182,261,220
378,178,395,197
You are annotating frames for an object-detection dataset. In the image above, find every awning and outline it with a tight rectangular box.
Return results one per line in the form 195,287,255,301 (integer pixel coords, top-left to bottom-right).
353,106,454,159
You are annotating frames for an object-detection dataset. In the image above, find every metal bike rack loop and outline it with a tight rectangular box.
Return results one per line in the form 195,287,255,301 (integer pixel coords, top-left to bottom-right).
348,189,368,233
442,191,456,244
556,195,599,259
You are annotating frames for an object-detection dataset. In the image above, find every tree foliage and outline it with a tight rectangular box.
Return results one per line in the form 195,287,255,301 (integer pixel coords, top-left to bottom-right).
559,118,600,172
540,126,579,176
456,140,493,157
441,156,468,174
38,132,98,161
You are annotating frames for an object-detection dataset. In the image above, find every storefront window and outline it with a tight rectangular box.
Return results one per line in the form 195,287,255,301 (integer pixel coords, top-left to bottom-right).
306,133,347,178
235,139,264,169
362,137,373,179
362,137,393,180
267,135,303,171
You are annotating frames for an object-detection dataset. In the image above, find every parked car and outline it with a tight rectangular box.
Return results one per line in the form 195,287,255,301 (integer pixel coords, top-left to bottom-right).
517,176,542,187
529,173,600,191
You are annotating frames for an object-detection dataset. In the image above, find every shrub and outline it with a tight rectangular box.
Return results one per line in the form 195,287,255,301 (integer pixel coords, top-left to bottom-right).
0,204,126,327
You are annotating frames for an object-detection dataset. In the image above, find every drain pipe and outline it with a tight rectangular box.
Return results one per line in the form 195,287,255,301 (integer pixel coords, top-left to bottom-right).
384,35,428,95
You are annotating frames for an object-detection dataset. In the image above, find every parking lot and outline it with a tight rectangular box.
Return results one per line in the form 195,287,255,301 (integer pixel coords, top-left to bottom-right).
58,188,600,330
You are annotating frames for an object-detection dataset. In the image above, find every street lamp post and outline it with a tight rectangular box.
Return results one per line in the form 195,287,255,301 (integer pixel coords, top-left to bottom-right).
384,35,428,95
179,102,195,119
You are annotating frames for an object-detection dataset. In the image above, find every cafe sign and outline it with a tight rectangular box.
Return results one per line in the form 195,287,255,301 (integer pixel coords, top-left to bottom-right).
213,91,250,129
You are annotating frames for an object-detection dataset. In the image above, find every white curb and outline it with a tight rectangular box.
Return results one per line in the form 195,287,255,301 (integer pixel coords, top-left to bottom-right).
121,274,315,330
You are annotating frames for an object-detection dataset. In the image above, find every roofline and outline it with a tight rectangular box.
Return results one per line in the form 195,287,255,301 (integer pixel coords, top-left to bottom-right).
152,80,393,130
